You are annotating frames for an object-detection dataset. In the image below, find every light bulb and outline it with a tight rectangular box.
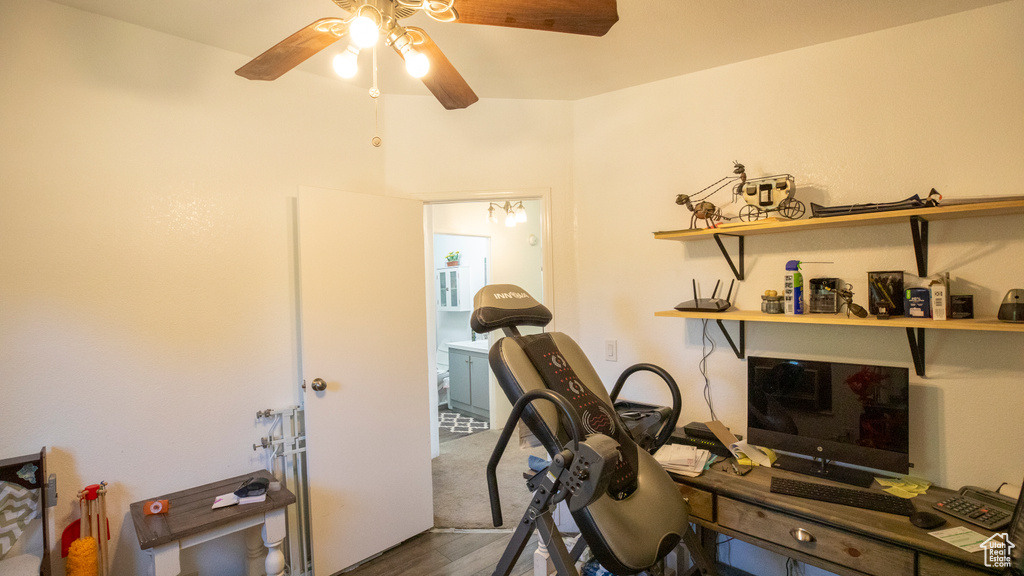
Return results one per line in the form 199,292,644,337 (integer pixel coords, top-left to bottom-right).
350,15,380,48
505,211,515,227
404,49,430,78
486,206,496,224
332,47,359,78
515,204,527,223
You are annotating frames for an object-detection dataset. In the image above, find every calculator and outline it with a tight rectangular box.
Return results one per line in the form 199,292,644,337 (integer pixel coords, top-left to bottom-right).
933,486,1016,531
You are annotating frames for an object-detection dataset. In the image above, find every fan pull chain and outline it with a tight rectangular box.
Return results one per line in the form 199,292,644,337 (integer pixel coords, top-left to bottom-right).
370,44,382,147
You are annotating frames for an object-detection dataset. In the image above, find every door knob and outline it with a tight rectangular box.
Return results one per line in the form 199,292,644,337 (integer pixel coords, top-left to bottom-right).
311,378,327,392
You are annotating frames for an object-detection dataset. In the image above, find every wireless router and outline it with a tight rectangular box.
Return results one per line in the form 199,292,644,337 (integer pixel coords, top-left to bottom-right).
674,279,734,313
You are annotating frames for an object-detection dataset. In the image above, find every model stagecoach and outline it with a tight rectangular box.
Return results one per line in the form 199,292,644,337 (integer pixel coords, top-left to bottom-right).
675,162,806,229
737,173,805,221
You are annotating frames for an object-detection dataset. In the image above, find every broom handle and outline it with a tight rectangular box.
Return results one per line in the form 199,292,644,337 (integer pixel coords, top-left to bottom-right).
90,498,99,543
98,486,109,576
79,495,88,539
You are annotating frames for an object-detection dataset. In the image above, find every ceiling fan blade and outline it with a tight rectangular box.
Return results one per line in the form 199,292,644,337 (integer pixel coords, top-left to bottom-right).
451,0,618,37
236,18,347,81
405,32,479,110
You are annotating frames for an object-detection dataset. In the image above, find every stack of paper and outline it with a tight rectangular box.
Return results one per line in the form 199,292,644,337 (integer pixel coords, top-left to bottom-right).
211,492,268,509
875,475,932,499
654,444,712,477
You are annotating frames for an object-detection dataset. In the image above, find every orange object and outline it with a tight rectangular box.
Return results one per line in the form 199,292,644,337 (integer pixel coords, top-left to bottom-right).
144,500,169,515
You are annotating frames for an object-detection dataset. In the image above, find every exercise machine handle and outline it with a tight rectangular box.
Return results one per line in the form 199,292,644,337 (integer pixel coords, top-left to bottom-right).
609,363,681,451
486,389,586,527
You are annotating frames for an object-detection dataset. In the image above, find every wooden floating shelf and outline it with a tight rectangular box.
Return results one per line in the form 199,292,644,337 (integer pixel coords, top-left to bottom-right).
654,199,1024,375
656,309,1024,376
655,309,1024,333
653,199,1024,240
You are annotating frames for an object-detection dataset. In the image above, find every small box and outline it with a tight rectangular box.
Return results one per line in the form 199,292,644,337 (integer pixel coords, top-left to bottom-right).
930,274,949,320
950,294,974,319
868,271,904,316
905,288,931,318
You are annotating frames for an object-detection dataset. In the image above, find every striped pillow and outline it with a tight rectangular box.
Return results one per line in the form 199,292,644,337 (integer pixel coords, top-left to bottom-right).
0,481,39,559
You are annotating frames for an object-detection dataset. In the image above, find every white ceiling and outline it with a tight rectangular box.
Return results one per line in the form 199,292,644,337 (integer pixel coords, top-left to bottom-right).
48,0,1009,102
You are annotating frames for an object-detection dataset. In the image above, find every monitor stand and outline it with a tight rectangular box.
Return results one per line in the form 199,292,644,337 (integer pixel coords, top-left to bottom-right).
772,454,875,488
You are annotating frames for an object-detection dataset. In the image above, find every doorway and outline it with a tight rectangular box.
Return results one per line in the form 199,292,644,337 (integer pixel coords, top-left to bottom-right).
425,197,549,529
433,232,491,443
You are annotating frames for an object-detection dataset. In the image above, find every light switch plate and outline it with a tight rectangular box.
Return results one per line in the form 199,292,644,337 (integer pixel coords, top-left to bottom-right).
605,339,617,362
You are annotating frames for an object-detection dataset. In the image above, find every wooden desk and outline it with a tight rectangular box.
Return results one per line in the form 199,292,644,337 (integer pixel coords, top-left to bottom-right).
130,471,296,576
672,464,1000,576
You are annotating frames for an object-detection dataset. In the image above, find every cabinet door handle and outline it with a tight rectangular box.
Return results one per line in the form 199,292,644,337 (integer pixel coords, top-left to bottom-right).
790,528,816,543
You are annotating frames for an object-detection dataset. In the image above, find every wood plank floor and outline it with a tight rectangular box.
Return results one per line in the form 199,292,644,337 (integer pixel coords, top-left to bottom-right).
340,530,539,576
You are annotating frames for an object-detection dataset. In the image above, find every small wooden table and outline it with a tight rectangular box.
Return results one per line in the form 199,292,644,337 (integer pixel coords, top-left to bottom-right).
130,471,296,576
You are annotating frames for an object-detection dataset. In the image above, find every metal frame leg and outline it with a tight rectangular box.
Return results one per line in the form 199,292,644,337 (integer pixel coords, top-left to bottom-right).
680,524,719,576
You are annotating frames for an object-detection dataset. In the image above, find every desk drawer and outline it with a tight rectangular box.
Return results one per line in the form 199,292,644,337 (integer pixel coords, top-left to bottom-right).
677,484,714,522
718,497,913,575
919,554,992,576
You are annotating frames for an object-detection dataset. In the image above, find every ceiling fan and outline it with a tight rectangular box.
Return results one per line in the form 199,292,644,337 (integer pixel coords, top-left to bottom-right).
235,0,619,110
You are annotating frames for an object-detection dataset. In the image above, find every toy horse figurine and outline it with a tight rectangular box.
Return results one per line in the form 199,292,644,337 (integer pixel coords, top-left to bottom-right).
675,194,723,229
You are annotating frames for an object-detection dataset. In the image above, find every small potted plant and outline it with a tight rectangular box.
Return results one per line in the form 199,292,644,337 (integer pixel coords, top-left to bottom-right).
445,251,460,267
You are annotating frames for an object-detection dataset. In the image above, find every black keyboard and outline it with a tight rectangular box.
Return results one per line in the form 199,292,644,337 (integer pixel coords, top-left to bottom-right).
770,477,916,516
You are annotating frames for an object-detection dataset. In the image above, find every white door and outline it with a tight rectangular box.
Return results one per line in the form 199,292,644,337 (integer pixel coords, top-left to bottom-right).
298,187,433,574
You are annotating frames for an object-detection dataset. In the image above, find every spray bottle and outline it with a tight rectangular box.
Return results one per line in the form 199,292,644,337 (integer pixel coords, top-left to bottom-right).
784,260,804,314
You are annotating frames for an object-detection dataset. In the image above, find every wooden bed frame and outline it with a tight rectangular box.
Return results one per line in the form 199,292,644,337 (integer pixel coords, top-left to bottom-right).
0,448,51,576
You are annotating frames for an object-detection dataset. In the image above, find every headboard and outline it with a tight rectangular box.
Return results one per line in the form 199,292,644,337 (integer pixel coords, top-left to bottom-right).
0,448,51,576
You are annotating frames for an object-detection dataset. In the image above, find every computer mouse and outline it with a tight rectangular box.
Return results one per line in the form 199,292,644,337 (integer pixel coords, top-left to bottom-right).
909,511,947,529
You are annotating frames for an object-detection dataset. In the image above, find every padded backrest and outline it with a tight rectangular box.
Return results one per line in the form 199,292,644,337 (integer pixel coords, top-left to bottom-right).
490,332,616,455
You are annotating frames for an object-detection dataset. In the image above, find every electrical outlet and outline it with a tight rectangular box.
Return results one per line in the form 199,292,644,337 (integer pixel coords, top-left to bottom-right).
605,339,617,362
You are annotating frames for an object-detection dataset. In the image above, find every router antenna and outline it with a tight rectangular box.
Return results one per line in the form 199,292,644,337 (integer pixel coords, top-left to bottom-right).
725,279,735,303
711,279,721,298
692,279,698,303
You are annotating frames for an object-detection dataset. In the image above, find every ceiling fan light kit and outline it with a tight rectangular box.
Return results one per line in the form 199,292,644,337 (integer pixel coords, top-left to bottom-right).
236,0,619,111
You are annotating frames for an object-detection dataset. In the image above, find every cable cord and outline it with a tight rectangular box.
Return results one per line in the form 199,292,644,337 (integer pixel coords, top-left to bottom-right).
700,319,717,421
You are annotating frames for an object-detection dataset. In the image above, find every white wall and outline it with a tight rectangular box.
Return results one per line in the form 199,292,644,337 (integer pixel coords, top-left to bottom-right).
0,1,383,574
4,0,1023,575
1,2,576,574
383,95,579,335
572,3,1024,574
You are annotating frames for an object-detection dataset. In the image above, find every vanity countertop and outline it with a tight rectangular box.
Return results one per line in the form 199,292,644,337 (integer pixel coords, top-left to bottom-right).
447,339,489,353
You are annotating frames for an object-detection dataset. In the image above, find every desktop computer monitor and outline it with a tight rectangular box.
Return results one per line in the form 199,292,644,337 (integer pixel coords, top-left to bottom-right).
747,356,910,487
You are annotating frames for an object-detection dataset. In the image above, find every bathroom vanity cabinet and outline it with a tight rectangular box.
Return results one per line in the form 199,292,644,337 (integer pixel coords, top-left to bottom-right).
448,343,489,420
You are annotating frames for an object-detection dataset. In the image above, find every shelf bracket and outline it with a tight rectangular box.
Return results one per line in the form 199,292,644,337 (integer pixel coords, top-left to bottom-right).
712,233,744,281
715,319,745,359
910,216,929,277
906,327,926,377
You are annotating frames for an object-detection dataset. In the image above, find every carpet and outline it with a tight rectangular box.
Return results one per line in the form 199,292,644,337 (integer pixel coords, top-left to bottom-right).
432,429,549,529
